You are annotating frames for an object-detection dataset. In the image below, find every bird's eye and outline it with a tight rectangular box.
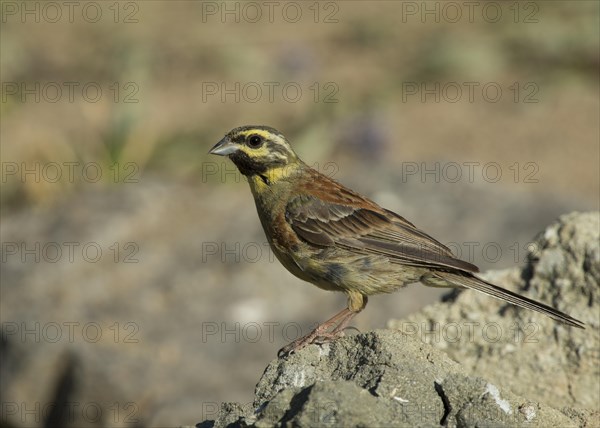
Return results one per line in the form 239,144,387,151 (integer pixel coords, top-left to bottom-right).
247,135,263,148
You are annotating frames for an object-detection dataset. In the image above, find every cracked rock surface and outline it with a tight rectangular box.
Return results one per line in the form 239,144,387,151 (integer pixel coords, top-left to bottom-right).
201,212,599,427
205,330,582,427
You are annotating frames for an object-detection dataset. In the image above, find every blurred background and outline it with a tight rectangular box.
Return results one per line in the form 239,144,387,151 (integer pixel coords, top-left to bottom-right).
1,1,599,426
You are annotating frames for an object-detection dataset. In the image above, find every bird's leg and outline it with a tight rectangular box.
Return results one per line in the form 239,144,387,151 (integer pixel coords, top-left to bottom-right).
277,308,354,357
312,309,358,344
277,294,367,357
322,294,368,338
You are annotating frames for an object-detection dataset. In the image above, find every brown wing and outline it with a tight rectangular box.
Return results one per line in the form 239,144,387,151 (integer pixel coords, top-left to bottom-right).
286,173,478,273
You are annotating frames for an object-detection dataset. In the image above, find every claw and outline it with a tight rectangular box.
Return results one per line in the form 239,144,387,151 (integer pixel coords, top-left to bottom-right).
277,308,359,358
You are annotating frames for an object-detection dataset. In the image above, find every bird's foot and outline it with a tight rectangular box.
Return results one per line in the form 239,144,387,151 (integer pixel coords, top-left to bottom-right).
277,307,362,358
277,325,345,357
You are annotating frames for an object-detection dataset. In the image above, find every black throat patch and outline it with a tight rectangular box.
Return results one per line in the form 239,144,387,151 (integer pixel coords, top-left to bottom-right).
229,151,269,177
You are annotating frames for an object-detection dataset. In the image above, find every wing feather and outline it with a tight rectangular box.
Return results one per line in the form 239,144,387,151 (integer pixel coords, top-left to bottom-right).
286,192,478,273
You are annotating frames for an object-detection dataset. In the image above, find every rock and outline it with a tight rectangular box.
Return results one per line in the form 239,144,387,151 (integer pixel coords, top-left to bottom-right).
206,330,579,427
389,211,599,410
201,212,599,427
252,331,457,426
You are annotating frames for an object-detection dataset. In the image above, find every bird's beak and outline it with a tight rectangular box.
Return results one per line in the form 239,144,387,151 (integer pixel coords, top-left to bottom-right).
209,137,239,156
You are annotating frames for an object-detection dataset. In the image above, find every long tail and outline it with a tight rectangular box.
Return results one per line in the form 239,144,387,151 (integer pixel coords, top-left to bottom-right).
438,272,585,329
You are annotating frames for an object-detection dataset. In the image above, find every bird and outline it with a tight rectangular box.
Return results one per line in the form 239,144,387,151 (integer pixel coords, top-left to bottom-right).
209,125,585,356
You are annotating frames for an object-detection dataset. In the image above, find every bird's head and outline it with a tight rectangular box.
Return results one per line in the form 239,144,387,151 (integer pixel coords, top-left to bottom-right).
209,125,299,180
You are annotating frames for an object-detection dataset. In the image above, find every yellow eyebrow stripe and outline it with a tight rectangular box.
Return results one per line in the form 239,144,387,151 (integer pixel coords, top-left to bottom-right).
238,129,274,140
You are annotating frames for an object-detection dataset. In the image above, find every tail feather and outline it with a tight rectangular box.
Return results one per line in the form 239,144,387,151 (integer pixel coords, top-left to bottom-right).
438,272,585,329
